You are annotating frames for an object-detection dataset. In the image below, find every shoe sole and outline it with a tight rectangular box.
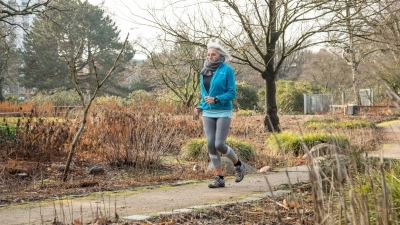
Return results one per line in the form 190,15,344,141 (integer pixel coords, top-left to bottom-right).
235,175,244,182
208,185,225,188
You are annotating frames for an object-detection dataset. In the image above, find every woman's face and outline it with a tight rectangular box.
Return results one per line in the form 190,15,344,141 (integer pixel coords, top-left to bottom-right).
207,48,220,62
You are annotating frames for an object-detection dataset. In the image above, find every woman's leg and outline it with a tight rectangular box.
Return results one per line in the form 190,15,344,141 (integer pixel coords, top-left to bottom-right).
203,116,244,186
202,116,222,175
215,117,245,183
203,116,226,188
214,117,238,163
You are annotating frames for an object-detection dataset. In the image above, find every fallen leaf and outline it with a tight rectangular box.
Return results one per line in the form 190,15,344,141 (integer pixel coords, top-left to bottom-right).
283,199,288,207
73,219,82,225
289,201,301,208
246,211,264,215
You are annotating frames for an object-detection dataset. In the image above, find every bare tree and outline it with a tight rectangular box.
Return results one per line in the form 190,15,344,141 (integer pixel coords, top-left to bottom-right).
126,0,343,132
326,0,399,104
62,34,129,182
359,1,400,96
0,0,53,99
137,36,205,107
300,49,352,94
0,0,53,27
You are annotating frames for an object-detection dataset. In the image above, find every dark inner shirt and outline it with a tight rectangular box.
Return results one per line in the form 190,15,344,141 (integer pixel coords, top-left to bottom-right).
203,75,212,93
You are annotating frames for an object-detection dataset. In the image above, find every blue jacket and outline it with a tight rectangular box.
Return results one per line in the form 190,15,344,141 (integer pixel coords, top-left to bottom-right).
198,62,236,110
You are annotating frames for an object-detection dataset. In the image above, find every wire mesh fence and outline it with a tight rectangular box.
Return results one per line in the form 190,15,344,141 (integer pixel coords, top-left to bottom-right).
304,94,333,114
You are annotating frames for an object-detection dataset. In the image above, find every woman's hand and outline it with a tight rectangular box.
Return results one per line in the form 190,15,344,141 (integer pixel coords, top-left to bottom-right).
194,107,202,115
204,96,216,104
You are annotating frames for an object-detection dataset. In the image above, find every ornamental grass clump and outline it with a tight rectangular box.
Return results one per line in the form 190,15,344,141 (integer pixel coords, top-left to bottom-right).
180,139,208,162
181,138,256,162
302,118,337,129
303,117,375,129
359,158,400,213
265,131,301,155
312,153,400,224
303,132,349,149
235,109,254,117
339,117,375,129
226,137,256,162
266,131,349,156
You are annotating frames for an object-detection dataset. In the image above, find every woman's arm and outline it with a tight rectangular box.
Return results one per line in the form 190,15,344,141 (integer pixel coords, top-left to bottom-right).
215,66,236,103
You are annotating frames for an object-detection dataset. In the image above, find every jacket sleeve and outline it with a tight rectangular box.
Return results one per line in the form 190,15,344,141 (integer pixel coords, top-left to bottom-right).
217,67,236,103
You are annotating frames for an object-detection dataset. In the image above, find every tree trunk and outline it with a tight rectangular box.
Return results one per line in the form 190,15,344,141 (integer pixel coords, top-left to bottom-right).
264,74,280,132
345,0,361,105
0,77,4,101
63,108,88,182
262,0,280,132
352,63,361,105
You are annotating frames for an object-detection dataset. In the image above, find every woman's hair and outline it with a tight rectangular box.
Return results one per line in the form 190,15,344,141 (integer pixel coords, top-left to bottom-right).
207,41,232,61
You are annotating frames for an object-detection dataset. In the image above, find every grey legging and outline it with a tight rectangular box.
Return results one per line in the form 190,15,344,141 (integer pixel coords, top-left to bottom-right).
202,116,238,168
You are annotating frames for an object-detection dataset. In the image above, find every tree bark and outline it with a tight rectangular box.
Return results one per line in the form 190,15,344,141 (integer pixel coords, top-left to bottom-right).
263,0,280,132
63,108,88,182
0,77,4,101
352,62,361,105
264,73,280,132
345,0,361,105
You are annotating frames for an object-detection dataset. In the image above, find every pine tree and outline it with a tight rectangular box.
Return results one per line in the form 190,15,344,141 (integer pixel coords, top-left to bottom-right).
20,0,134,94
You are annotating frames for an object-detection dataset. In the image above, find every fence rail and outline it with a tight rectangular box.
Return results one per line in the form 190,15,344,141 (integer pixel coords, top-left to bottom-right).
0,106,82,117
330,105,399,115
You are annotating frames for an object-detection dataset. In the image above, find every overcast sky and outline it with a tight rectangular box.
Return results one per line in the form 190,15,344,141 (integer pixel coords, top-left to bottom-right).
87,0,205,36
87,0,152,39
88,0,164,59
87,0,207,59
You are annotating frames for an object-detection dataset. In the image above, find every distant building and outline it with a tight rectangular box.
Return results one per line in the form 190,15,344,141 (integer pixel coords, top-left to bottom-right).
2,0,44,99
4,0,43,48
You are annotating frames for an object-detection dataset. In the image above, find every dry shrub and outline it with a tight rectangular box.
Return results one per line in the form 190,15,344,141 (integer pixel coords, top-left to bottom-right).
0,104,72,161
72,100,203,170
0,101,34,113
0,100,57,116
1,98,203,172
1,118,71,161
95,109,178,168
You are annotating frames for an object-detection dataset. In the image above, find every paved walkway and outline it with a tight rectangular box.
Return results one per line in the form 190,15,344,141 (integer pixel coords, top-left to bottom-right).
369,120,400,159
0,166,309,225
